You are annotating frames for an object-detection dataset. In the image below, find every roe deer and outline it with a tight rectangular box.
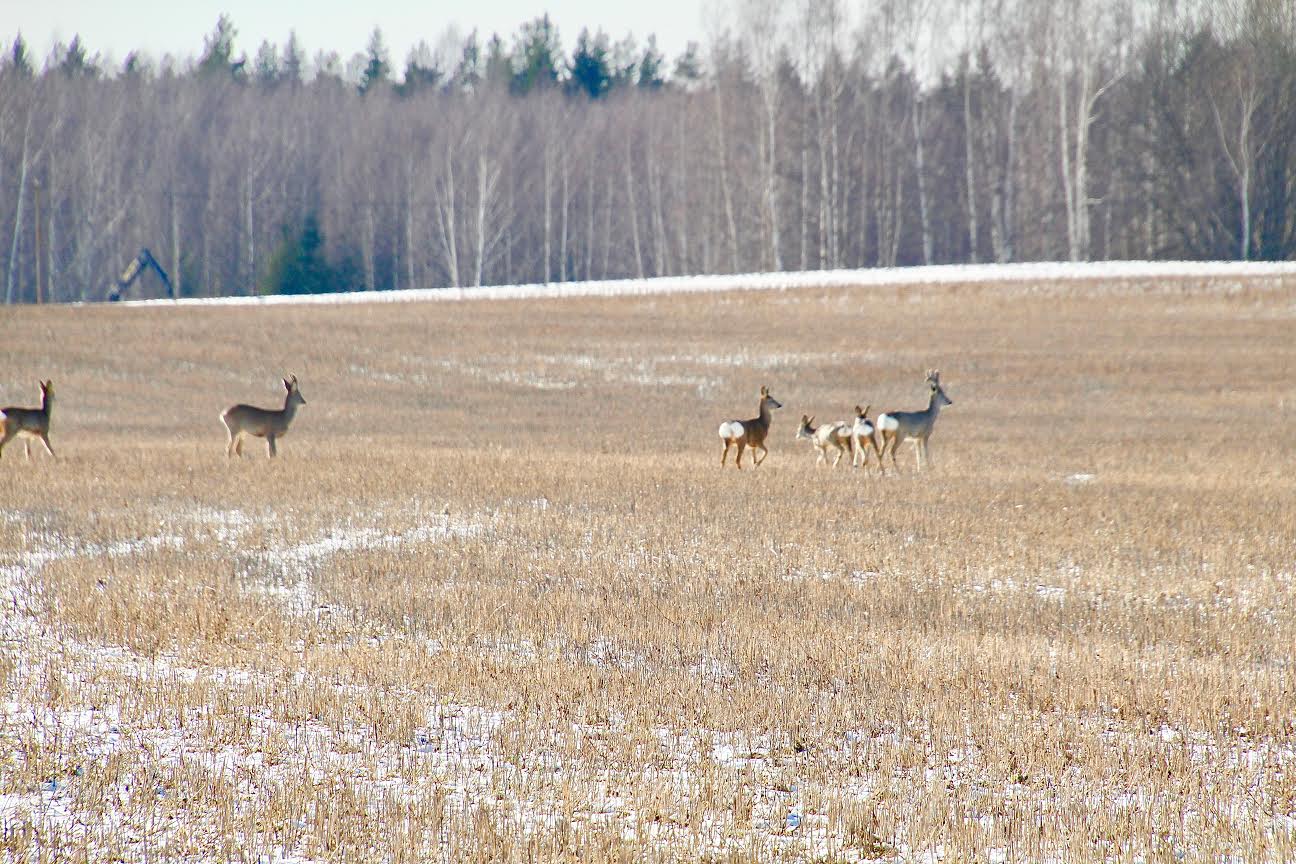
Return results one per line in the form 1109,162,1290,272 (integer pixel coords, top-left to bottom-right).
0,380,55,460
718,385,783,469
850,404,884,473
877,370,953,472
795,414,853,467
221,375,306,458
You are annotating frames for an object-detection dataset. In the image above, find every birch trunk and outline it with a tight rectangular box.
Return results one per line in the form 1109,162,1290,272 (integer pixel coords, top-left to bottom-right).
5,116,31,304
911,96,933,265
963,66,980,264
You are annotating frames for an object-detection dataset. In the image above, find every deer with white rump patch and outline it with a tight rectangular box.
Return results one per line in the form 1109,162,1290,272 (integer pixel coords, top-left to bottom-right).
0,380,56,460
718,385,783,468
876,370,953,472
221,375,306,458
795,414,853,467
850,404,884,473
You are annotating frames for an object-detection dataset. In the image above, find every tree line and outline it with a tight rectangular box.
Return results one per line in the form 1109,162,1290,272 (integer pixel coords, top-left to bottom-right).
2,0,1293,303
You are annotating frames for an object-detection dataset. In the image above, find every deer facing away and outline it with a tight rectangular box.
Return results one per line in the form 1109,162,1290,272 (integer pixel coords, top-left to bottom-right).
795,414,853,467
221,376,306,458
718,385,783,469
876,370,953,472
0,380,55,460
850,404,884,473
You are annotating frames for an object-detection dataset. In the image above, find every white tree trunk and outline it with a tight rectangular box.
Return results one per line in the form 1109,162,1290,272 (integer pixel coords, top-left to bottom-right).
5,116,31,304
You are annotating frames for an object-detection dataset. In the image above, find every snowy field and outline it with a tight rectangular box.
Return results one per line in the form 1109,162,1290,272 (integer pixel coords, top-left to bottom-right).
4,263,1296,862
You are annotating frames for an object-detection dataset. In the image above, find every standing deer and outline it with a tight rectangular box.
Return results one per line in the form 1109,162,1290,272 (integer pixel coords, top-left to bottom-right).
850,404,884,473
718,385,783,469
795,414,853,467
876,370,953,472
0,380,55,460
221,375,306,459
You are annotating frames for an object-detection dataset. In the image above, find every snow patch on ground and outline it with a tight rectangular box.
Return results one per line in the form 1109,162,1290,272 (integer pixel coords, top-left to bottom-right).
110,261,1296,308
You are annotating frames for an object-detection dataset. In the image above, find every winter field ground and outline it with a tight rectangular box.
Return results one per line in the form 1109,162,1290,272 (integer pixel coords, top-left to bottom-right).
2,263,1295,862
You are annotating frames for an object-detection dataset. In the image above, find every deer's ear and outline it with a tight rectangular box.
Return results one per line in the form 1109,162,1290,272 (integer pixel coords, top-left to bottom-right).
283,378,292,391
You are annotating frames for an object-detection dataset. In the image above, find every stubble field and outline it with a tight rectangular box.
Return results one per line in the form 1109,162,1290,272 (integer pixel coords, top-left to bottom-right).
1,272,1294,862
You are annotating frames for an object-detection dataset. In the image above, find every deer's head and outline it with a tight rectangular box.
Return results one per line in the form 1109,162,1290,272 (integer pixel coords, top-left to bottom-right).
926,370,952,407
284,375,307,406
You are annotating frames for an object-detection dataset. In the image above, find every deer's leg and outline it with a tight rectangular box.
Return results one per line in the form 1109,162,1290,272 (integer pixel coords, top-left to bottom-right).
267,435,278,458
0,425,9,458
887,435,901,473
735,441,746,469
721,442,730,466
754,443,767,467
38,433,54,458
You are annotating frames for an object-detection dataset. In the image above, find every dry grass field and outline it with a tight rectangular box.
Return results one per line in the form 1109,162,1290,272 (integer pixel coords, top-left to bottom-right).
2,272,1294,862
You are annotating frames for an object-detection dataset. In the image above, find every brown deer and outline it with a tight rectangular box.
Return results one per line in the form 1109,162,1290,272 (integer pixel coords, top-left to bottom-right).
718,385,783,469
876,370,953,472
221,376,306,458
850,404,884,473
0,380,55,460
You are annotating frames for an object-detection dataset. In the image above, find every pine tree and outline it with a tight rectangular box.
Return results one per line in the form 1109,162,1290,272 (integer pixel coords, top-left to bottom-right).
638,35,665,89
262,215,350,295
57,36,99,78
359,28,391,95
7,34,33,77
483,34,512,91
198,15,240,79
281,31,304,86
511,15,562,94
568,29,611,99
453,30,483,92
253,40,280,87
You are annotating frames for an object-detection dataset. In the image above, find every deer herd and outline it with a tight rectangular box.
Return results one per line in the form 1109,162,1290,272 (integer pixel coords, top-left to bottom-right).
721,370,954,473
2,369,953,471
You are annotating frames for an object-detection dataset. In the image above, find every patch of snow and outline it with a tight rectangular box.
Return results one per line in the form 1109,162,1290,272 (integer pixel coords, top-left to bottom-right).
108,261,1296,309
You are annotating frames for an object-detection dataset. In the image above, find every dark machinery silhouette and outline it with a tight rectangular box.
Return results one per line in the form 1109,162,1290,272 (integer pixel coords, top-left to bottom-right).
108,248,173,301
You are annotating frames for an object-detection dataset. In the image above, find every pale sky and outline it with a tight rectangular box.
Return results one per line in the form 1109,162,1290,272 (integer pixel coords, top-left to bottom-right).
2,0,712,77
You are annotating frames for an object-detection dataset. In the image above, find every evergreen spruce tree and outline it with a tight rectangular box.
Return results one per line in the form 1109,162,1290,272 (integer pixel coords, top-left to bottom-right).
638,35,665,89
568,28,611,99
511,15,562,94
7,34,33,77
359,28,391,95
198,15,241,79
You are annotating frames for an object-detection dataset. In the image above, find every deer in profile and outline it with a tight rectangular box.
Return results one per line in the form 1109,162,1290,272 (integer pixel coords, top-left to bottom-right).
0,380,56,461
850,404,884,473
876,370,953,472
795,414,854,467
221,375,306,459
718,385,783,469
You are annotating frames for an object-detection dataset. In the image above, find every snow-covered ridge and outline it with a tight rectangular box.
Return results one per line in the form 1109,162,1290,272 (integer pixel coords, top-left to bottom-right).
112,260,1296,308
